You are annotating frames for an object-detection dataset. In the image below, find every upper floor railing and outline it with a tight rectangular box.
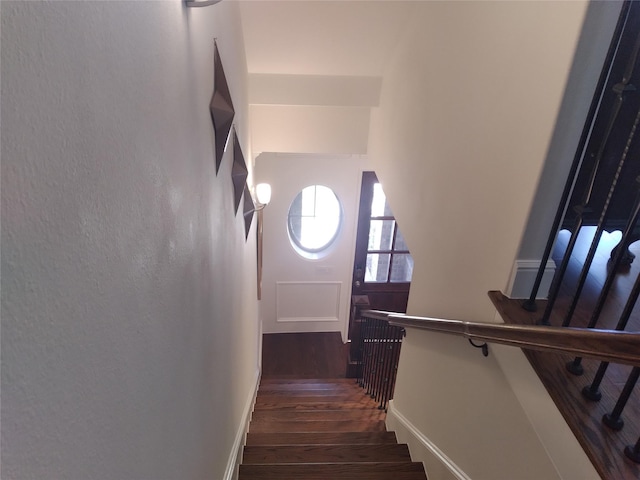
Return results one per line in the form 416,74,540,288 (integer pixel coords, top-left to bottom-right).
369,296,640,473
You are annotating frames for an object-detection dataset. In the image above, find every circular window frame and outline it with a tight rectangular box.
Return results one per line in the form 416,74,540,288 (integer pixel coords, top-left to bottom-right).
286,185,343,260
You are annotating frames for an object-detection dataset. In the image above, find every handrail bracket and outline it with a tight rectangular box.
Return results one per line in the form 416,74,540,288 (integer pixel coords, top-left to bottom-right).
468,339,489,357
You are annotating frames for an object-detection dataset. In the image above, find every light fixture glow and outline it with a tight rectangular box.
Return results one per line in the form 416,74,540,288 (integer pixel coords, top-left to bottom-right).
256,183,272,206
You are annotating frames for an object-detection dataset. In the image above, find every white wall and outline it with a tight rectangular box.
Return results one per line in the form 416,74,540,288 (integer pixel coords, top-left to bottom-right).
251,105,371,156
255,153,367,341
1,2,259,479
368,1,599,478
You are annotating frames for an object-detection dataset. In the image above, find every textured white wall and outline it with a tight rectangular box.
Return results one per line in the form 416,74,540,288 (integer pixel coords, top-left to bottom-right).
1,2,259,479
368,1,598,478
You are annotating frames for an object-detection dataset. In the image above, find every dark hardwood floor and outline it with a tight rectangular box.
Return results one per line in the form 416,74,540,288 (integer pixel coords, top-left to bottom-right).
495,226,640,479
261,332,349,378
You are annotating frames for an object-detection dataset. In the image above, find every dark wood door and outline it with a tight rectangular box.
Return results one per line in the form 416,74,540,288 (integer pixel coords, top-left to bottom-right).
346,172,412,376
349,171,412,324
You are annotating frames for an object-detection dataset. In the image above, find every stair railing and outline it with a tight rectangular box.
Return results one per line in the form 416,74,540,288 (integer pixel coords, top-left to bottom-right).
356,310,405,411
383,303,640,468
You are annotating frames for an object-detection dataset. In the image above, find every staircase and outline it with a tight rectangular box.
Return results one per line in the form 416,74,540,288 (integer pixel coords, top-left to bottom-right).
239,378,427,479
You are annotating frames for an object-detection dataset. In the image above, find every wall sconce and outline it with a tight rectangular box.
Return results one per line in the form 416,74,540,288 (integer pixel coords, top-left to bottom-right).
255,183,271,300
255,183,272,209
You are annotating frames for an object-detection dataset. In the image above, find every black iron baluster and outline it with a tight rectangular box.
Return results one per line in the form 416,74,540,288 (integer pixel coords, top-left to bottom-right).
371,319,385,399
582,272,639,398
360,316,372,390
373,321,389,405
366,319,380,396
382,326,403,411
378,323,394,409
625,436,640,463
541,34,640,326
603,366,640,430
567,179,640,375
354,311,365,385
560,108,640,330
523,1,635,312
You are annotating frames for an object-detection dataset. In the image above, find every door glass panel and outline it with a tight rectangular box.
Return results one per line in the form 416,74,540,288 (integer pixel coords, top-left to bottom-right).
371,183,394,217
365,253,390,282
390,254,414,282
394,228,409,251
368,220,395,251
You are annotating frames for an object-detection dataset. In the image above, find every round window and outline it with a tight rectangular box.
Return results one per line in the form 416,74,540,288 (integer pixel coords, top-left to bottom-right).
287,185,342,258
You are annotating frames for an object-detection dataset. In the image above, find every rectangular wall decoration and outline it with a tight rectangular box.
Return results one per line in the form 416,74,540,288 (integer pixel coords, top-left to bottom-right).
276,281,341,322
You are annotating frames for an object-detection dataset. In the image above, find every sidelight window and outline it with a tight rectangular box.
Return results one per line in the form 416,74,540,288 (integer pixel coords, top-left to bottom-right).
365,183,413,283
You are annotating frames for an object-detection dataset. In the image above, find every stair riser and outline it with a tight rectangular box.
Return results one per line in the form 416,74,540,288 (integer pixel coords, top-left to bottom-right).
251,410,385,422
243,443,412,464
245,431,398,446
253,401,378,410
249,420,387,433
238,462,427,480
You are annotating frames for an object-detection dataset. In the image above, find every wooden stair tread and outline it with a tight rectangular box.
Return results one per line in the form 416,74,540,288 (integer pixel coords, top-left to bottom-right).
251,409,386,422
249,419,387,433
256,393,370,402
254,400,379,410
245,431,398,446
259,378,356,384
238,462,427,479
258,382,360,391
256,390,367,398
242,443,411,464
241,376,427,479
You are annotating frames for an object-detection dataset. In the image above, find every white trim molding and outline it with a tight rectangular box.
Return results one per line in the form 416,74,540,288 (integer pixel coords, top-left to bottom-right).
386,401,472,480
223,369,260,480
506,259,556,299
275,281,341,323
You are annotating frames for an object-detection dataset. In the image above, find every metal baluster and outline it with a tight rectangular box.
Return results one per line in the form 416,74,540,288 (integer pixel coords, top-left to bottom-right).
561,108,640,330
568,179,640,375
603,366,640,430
360,316,372,390
364,318,376,395
354,309,365,385
625,436,640,463
382,326,403,411
366,319,380,396
371,319,384,399
523,1,635,312
373,321,389,405
541,34,640,325
389,328,406,408
378,323,394,409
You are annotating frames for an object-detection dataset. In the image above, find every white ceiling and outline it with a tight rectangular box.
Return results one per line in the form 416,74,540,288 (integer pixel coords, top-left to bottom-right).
239,1,417,76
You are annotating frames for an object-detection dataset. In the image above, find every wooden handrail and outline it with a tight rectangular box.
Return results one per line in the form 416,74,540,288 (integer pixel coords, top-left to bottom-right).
361,310,640,367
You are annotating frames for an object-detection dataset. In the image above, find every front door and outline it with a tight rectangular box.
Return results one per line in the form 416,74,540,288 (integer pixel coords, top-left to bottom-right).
346,172,412,376
348,171,413,334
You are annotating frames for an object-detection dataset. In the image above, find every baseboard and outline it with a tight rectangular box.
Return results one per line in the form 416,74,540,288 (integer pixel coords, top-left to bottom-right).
386,401,471,480
506,259,556,299
223,369,260,480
